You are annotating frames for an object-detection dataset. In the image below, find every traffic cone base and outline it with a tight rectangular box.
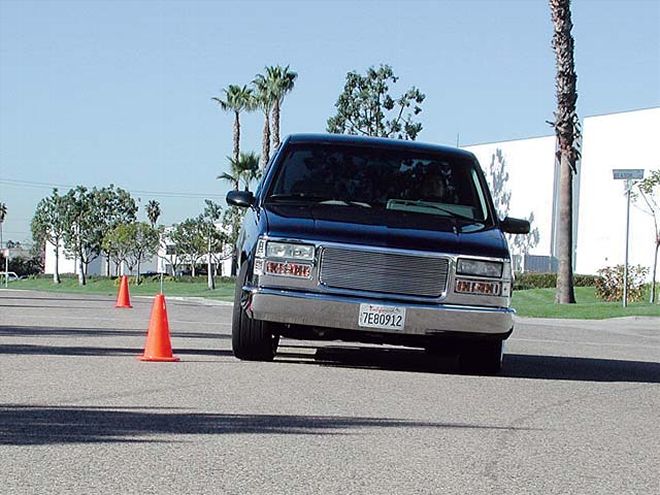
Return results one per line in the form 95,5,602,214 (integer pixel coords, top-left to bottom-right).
115,275,132,308
139,294,179,362
139,355,179,362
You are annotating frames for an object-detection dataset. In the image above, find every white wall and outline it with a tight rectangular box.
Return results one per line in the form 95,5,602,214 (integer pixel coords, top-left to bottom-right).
576,108,660,275
464,107,660,276
464,135,557,257
45,240,155,277
44,240,103,276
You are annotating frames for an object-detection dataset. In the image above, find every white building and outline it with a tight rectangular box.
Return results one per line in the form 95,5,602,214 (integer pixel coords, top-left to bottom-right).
45,240,106,276
157,223,233,277
464,107,660,276
43,226,233,278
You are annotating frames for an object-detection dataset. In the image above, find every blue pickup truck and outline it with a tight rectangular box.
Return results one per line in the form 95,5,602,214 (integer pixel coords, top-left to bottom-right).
226,134,529,374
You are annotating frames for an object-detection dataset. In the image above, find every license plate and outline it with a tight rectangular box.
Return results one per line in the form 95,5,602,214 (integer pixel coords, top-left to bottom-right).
358,303,406,331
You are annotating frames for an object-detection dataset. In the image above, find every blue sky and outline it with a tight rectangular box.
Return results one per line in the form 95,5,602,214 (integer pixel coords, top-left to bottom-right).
1,0,659,243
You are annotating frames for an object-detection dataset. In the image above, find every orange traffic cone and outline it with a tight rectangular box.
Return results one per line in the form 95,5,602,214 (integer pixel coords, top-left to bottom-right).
115,275,132,308
139,294,179,362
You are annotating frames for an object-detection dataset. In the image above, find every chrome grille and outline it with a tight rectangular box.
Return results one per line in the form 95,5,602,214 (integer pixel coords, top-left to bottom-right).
320,247,449,297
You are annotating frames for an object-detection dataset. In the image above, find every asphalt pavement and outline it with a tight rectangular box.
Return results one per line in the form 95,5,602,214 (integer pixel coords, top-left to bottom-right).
1,289,658,494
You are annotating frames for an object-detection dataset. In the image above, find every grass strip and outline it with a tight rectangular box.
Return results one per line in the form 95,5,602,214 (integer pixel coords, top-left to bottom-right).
5,278,659,319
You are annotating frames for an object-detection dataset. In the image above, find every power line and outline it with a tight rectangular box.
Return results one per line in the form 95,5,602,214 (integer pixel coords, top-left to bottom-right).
0,178,225,199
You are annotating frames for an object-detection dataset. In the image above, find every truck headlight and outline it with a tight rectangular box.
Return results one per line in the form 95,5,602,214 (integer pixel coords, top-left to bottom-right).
456,258,503,278
265,241,315,261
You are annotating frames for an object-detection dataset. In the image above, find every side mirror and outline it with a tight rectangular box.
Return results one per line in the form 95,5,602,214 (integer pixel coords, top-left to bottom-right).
226,190,255,208
501,216,530,234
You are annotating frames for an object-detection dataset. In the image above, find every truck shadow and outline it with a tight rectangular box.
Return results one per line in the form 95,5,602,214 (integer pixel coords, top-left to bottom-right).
0,404,535,446
0,325,230,340
277,345,660,383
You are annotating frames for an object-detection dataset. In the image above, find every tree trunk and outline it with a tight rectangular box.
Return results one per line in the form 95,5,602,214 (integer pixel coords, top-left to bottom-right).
78,252,86,286
192,262,196,278
651,239,659,304
551,0,579,304
261,111,271,169
233,111,240,163
207,238,215,290
271,100,281,150
169,256,177,277
105,254,111,277
556,154,575,303
53,245,61,284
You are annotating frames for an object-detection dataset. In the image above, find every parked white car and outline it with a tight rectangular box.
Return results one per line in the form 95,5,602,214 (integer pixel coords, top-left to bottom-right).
1,271,21,282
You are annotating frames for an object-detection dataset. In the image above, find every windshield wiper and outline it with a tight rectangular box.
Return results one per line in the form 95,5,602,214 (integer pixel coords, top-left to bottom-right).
393,199,481,224
318,199,371,208
267,193,331,202
267,194,371,208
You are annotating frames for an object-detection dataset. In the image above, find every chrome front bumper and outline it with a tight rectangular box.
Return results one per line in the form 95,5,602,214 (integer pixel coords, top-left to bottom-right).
245,286,515,338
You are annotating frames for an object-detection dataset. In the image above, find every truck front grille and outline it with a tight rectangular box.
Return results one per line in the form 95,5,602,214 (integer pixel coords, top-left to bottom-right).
319,246,449,298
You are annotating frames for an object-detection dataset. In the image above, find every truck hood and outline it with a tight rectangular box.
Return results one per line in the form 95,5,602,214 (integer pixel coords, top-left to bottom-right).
263,204,509,259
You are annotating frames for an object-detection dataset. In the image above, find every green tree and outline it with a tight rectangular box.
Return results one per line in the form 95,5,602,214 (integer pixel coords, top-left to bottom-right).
145,200,161,227
103,222,159,285
128,222,159,285
218,151,261,191
212,84,255,163
327,64,425,140
102,223,134,277
170,218,206,277
61,186,104,285
95,185,138,276
31,189,67,283
260,65,298,150
199,200,225,290
550,0,580,304
252,73,277,169
635,169,660,303
160,227,182,277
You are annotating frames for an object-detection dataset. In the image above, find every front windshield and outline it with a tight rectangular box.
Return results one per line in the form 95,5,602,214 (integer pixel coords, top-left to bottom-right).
266,143,491,223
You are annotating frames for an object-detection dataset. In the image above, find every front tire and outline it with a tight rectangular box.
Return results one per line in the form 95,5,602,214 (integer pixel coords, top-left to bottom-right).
458,340,503,375
231,264,279,361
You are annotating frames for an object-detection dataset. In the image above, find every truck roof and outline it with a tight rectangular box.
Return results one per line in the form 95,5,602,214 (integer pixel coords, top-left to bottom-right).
285,133,476,160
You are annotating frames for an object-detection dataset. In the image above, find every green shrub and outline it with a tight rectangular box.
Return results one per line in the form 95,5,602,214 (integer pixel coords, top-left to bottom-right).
513,272,598,290
574,273,600,287
595,265,648,302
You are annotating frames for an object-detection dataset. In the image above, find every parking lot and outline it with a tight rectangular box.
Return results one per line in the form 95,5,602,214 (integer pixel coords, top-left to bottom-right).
1,289,659,494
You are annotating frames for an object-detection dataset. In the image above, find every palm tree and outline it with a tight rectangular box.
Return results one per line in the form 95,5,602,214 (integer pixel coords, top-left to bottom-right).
550,0,580,304
218,152,261,192
0,202,6,249
212,84,254,163
263,65,298,150
252,74,276,169
145,200,161,227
